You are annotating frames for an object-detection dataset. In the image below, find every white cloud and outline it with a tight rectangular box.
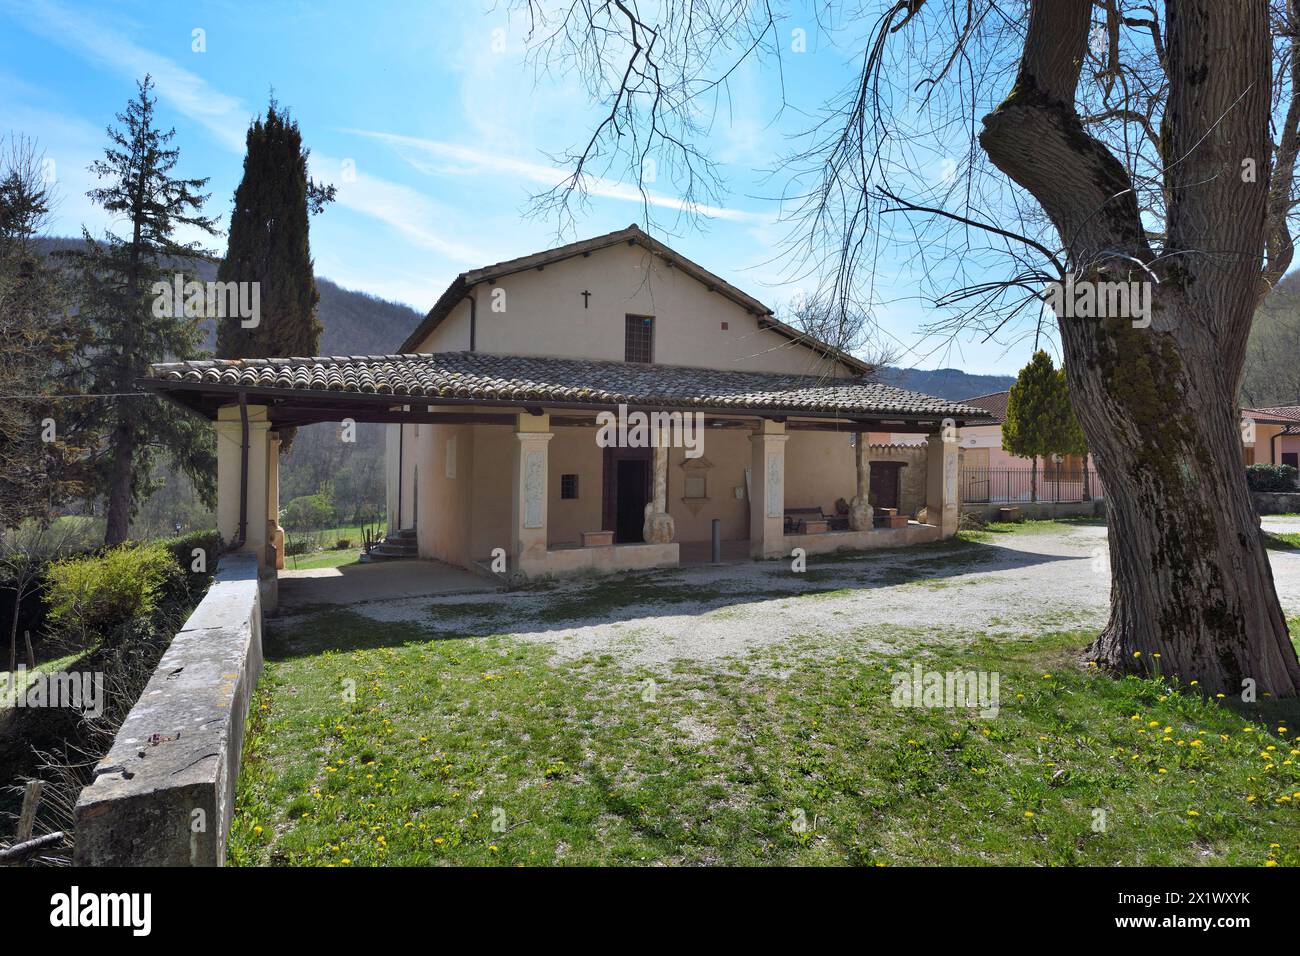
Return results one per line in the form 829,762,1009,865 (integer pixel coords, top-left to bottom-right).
311,153,488,266
8,1,493,275
12,0,250,151
344,128,771,225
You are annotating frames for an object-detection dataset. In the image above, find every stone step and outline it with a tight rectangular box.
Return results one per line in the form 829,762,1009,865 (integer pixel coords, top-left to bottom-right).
368,545,417,560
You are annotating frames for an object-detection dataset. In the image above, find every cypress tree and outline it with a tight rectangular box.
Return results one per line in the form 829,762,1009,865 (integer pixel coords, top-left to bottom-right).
216,100,334,449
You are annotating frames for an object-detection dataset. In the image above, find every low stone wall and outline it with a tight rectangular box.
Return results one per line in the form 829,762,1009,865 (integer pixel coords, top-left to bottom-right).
73,553,263,867
784,522,941,556
961,499,1107,523
1252,491,1300,515
541,542,679,576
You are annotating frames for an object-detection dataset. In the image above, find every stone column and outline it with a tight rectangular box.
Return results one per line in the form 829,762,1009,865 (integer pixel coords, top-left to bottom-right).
642,441,676,543
216,403,271,571
749,420,788,558
925,425,960,537
266,431,285,570
512,412,553,576
849,432,873,531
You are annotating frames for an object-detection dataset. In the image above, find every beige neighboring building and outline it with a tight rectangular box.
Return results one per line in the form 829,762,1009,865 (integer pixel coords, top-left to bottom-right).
144,224,982,595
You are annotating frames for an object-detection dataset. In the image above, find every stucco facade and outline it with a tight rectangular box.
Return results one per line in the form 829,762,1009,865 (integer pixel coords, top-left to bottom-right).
367,231,969,577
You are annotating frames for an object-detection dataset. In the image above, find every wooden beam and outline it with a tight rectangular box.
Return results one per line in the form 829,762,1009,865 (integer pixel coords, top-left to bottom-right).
269,408,518,427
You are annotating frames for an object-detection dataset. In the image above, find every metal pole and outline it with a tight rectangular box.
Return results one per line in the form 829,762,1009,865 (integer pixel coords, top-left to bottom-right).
711,518,721,563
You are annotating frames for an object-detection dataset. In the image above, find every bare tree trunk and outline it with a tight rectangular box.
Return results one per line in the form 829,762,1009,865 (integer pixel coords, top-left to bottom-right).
1067,311,1300,695
979,0,1300,696
104,424,134,547
7,600,18,676
1030,456,1038,503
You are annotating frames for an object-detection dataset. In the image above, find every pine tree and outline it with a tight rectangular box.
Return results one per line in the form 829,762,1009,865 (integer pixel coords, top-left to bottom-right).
215,99,334,449
63,76,219,546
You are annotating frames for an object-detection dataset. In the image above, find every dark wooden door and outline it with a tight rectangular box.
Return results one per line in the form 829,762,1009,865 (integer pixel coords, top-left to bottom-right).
1284,452,1298,470
870,461,902,510
602,447,652,542
616,460,650,542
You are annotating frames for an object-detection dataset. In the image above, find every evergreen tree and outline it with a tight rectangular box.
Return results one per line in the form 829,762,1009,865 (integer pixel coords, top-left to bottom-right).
1055,366,1089,484
215,99,334,449
1003,350,1073,502
63,76,219,545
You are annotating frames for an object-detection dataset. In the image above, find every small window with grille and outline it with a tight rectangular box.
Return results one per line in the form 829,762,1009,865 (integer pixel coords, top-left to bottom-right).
560,474,579,499
625,314,654,363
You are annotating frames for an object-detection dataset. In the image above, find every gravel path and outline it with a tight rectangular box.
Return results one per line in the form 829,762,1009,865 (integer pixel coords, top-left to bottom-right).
323,523,1300,672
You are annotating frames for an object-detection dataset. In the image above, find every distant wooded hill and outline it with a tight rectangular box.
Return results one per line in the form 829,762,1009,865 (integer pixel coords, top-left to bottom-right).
35,237,424,356
1243,270,1300,408
873,366,1015,401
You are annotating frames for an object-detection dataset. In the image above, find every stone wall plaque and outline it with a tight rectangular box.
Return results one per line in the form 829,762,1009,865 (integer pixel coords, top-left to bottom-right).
766,452,783,518
524,449,545,529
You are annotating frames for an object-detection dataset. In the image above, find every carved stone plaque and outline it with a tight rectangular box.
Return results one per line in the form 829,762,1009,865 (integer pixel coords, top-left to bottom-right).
766,452,783,518
524,449,545,528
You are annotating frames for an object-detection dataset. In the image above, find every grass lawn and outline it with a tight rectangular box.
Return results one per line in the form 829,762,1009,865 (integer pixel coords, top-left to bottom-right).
230,595,1300,866
1,650,88,689
1265,531,1300,551
281,522,383,570
282,548,362,571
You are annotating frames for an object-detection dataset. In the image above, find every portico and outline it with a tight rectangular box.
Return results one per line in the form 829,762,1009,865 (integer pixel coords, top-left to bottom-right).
143,352,980,589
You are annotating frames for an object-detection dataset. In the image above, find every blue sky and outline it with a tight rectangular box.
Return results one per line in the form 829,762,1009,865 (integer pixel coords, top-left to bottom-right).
0,0,1046,375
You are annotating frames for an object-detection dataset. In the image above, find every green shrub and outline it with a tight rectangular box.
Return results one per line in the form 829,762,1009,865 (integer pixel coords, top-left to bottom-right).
282,494,334,531
1246,463,1298,493
332,538,351,550
160,528,222,576
45,543,180,637
284,535,316,556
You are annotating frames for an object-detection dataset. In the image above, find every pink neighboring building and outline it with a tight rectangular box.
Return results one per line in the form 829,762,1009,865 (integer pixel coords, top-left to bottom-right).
1241,406,1300,467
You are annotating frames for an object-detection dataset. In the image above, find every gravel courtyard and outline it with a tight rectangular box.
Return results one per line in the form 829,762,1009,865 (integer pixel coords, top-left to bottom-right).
273,518,1300,671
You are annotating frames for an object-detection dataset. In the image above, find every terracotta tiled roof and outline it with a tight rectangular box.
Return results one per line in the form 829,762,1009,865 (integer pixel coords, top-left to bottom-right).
958,390,1009,424
146,352,983,419
1243,405,1300,425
